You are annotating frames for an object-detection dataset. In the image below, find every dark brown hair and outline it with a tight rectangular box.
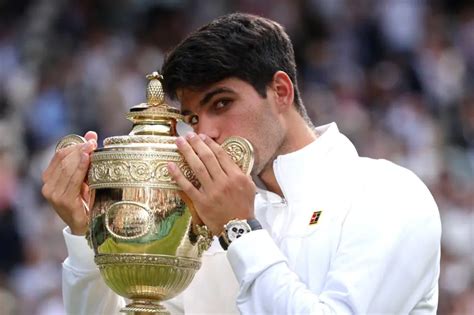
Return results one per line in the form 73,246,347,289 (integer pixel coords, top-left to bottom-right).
161,13,308,117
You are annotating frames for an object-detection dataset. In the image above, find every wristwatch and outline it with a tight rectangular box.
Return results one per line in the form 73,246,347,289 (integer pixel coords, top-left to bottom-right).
219,218,262,250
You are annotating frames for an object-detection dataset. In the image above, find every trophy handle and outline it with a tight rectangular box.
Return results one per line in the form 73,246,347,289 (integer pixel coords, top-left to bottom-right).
221,136,254,175
55,134,87,151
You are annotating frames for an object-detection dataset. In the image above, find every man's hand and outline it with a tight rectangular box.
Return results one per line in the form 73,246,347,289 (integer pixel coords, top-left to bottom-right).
167,132,256,236
42,131,98,235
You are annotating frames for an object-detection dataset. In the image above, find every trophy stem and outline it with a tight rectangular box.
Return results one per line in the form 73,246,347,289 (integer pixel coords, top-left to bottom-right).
121,299,170,315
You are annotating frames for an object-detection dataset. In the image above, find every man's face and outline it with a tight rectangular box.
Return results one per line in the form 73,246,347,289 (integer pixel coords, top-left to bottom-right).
177,77,286,176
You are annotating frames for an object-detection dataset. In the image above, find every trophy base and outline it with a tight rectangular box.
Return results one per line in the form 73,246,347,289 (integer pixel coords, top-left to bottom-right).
121,299,169,315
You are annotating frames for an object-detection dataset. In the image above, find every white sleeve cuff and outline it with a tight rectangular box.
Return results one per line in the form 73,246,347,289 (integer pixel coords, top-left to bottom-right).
226,229,287,285
63,227,97,271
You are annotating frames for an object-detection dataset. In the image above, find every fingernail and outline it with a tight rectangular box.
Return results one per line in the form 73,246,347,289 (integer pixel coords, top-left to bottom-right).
176,137,185,146
186,132,196,140
199,134,206,141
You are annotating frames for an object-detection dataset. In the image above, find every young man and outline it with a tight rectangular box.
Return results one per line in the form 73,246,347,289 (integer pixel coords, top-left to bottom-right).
42,13,441,314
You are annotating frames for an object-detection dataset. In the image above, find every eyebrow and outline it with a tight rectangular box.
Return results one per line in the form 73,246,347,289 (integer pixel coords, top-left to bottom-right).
199,87,235,106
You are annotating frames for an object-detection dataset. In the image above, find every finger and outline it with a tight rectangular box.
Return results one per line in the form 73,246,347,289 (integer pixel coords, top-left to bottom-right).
176,136,213,188
167,162,201,201
63,152,90,205
53,150,87,198
47,141,93,191
83,139,97,153
202,135,241,175
45,132,96,182
84,131,98,150
186,132,225,180
43,146,79,199
178,191,204,226
43,144,78,181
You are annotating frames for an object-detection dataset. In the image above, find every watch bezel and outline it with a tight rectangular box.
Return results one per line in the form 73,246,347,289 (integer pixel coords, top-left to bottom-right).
224,219,252,243
219,218,262,250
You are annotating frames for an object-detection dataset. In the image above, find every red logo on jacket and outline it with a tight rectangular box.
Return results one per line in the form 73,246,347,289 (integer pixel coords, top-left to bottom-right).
309,211,322,225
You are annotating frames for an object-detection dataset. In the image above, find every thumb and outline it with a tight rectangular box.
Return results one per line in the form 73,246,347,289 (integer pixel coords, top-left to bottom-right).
84,131,98,142
84,131,98,150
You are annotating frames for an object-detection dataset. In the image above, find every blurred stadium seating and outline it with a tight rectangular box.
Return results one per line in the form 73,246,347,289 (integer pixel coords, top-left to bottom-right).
0,1,472,314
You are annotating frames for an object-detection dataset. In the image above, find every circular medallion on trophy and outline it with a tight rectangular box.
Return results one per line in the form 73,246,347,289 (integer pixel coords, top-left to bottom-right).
105,201,154,240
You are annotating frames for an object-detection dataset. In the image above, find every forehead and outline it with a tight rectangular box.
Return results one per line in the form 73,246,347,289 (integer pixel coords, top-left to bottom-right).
176,77,256,112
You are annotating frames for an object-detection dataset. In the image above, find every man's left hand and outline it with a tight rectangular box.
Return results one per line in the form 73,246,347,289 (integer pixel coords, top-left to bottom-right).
167,132,256,236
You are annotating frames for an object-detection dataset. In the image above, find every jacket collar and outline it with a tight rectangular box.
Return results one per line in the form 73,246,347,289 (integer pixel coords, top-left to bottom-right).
257,122,359,204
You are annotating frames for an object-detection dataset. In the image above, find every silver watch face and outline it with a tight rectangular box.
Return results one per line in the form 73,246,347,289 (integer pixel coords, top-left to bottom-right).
226,220,251,242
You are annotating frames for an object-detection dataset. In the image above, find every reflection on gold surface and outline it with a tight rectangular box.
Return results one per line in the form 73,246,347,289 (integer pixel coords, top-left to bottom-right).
56,72,254,314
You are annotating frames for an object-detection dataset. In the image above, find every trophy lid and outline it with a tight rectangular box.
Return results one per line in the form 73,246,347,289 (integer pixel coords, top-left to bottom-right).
103,72,183,149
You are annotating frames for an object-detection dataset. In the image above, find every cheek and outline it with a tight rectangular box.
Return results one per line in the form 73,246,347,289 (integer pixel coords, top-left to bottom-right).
247,120,283,172
216,112,252,140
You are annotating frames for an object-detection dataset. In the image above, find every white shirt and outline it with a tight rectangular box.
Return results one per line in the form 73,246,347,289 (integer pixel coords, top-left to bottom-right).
62,123,441,314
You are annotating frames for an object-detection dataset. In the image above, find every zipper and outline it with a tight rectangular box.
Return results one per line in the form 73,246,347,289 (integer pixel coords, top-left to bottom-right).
273,158,289,204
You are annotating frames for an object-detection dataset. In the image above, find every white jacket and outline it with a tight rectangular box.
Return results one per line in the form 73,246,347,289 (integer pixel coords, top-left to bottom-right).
62,123,441,314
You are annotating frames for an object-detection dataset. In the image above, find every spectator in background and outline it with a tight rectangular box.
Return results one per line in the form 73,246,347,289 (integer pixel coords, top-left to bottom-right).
0,1,472,314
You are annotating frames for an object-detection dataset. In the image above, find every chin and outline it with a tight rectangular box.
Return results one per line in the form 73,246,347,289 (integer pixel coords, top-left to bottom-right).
250,161,262,177
251,158,268,177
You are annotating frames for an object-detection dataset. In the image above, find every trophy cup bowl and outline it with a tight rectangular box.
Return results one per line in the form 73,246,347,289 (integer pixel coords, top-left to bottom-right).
56,72,254,314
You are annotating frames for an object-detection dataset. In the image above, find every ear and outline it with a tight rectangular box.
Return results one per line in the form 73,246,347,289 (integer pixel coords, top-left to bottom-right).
269,71,295,113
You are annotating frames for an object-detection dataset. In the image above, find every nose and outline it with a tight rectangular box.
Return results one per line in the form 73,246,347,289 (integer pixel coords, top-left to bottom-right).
194,116,221,143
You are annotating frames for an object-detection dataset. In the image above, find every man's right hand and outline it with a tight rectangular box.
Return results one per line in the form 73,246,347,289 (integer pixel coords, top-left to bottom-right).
42,131,98,235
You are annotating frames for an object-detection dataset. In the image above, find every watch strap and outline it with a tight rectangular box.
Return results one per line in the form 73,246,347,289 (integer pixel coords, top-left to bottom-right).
247,218,262,231
219,233,230,250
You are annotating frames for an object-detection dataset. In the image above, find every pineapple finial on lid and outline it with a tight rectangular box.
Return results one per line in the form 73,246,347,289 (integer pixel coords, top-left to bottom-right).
145,71,165,106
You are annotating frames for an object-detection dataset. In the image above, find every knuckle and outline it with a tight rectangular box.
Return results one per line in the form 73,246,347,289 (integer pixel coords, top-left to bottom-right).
189,135,199,144
57,149,68,160
182,181,195,194
194,164,207,176
80,160,90,170
170,169,181,181
229,173,249,189
59,159,68,172
180,141,192,152
237,173,247,182
41,185,50,199
50,192,62,205
222,182,232,194
216,147,227,159
199,150,213,161
237,172,249,182
208,190,220,202
60,160,74,177
41,170,48,183
69,178,86,193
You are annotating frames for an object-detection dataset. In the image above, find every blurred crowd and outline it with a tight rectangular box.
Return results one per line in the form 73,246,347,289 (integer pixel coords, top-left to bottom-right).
0,0,473,314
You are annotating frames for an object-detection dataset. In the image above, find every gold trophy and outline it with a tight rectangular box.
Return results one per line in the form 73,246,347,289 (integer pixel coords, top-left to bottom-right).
56,72,254,314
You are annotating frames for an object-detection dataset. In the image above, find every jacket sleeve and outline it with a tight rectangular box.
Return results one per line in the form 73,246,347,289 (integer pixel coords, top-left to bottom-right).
226,166,441,314
62,228,184,315
62,228,125,315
